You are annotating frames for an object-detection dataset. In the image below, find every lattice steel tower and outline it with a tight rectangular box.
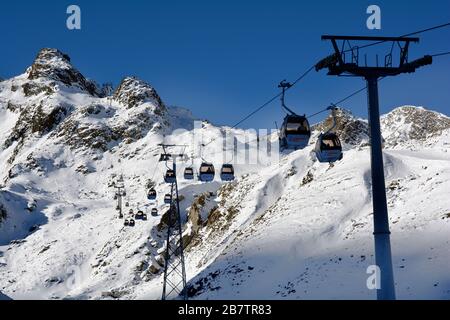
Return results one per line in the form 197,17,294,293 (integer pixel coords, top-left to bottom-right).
159,144,188,300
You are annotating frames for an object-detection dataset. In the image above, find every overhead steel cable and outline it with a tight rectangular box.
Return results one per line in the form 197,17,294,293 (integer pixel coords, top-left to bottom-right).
431,51,450,57
226,24,450,131
202,64,316,148
342,22,450,53
231,65,315,130
400,22,450,37
203,23,450,148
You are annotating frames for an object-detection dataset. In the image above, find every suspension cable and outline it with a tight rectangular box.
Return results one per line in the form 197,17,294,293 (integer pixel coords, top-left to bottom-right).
432,51,450,57
231,65,315,129
201,23,450,148
202,64,316,148
342,22,450,53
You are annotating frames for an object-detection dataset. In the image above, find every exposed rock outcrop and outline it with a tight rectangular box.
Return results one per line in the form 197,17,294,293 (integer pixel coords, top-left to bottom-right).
313,108,370,146
114,77,165,111
381,106,450,148
28,48,100,96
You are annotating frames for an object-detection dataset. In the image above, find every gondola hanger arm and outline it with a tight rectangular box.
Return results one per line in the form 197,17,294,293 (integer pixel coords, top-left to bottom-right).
278,80,298,116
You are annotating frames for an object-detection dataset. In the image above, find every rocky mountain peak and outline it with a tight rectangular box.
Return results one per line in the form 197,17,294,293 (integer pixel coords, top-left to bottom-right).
313,107,369,146
381,106,450,147
113,77,165,110
27,48,99,96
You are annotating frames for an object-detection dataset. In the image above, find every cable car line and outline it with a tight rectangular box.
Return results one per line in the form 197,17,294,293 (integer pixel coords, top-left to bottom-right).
201,65,316,150
204,23,450,138
229,65,316,131
141,26,450,220
341,22,450,54
200,24,450,149
431,51,450,57
401,21,450,37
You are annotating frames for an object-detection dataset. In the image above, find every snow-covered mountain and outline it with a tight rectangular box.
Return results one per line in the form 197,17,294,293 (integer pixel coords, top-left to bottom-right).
0,49,449,300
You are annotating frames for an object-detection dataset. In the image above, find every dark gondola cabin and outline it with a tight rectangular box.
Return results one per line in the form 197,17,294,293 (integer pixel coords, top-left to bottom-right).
151,208,158,216
164,194,172,204
314,132,343,163
136,210,144,219
129,219,135,227
184,167,194,180
164,169,176,184
147,189,157,201
280,115,311,150
220,164,235,181
199,162,215,182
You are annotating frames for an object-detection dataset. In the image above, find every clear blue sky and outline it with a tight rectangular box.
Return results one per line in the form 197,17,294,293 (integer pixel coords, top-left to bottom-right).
1,0,449,129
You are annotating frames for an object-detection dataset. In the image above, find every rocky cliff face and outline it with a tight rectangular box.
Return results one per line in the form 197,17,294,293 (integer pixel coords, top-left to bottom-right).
312,108,370,146
114,77,165,111
0,48,170,169
312,106,450,150
27,48,100,96
381,106,450,148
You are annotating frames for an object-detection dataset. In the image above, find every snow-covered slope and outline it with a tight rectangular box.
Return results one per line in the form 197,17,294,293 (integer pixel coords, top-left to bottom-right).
0,49,449,300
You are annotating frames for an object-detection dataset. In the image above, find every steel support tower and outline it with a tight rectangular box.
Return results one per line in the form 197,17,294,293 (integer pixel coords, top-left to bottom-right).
114,183,124,218
316,35,432,300
159,144,188,300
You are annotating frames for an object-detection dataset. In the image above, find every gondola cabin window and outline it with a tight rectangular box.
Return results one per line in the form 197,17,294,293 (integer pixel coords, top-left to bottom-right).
200,166,214,174
321,136,341,149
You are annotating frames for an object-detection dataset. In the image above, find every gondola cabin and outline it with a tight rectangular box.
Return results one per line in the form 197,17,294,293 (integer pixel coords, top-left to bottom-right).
220,164,235,181
184,167,194,180
164,194,172,204
314,132,343,163
151,208,158,216
164,169,176,184
136,210,144,219
280,115,311,150
199,162,215,182
147,189,157,201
